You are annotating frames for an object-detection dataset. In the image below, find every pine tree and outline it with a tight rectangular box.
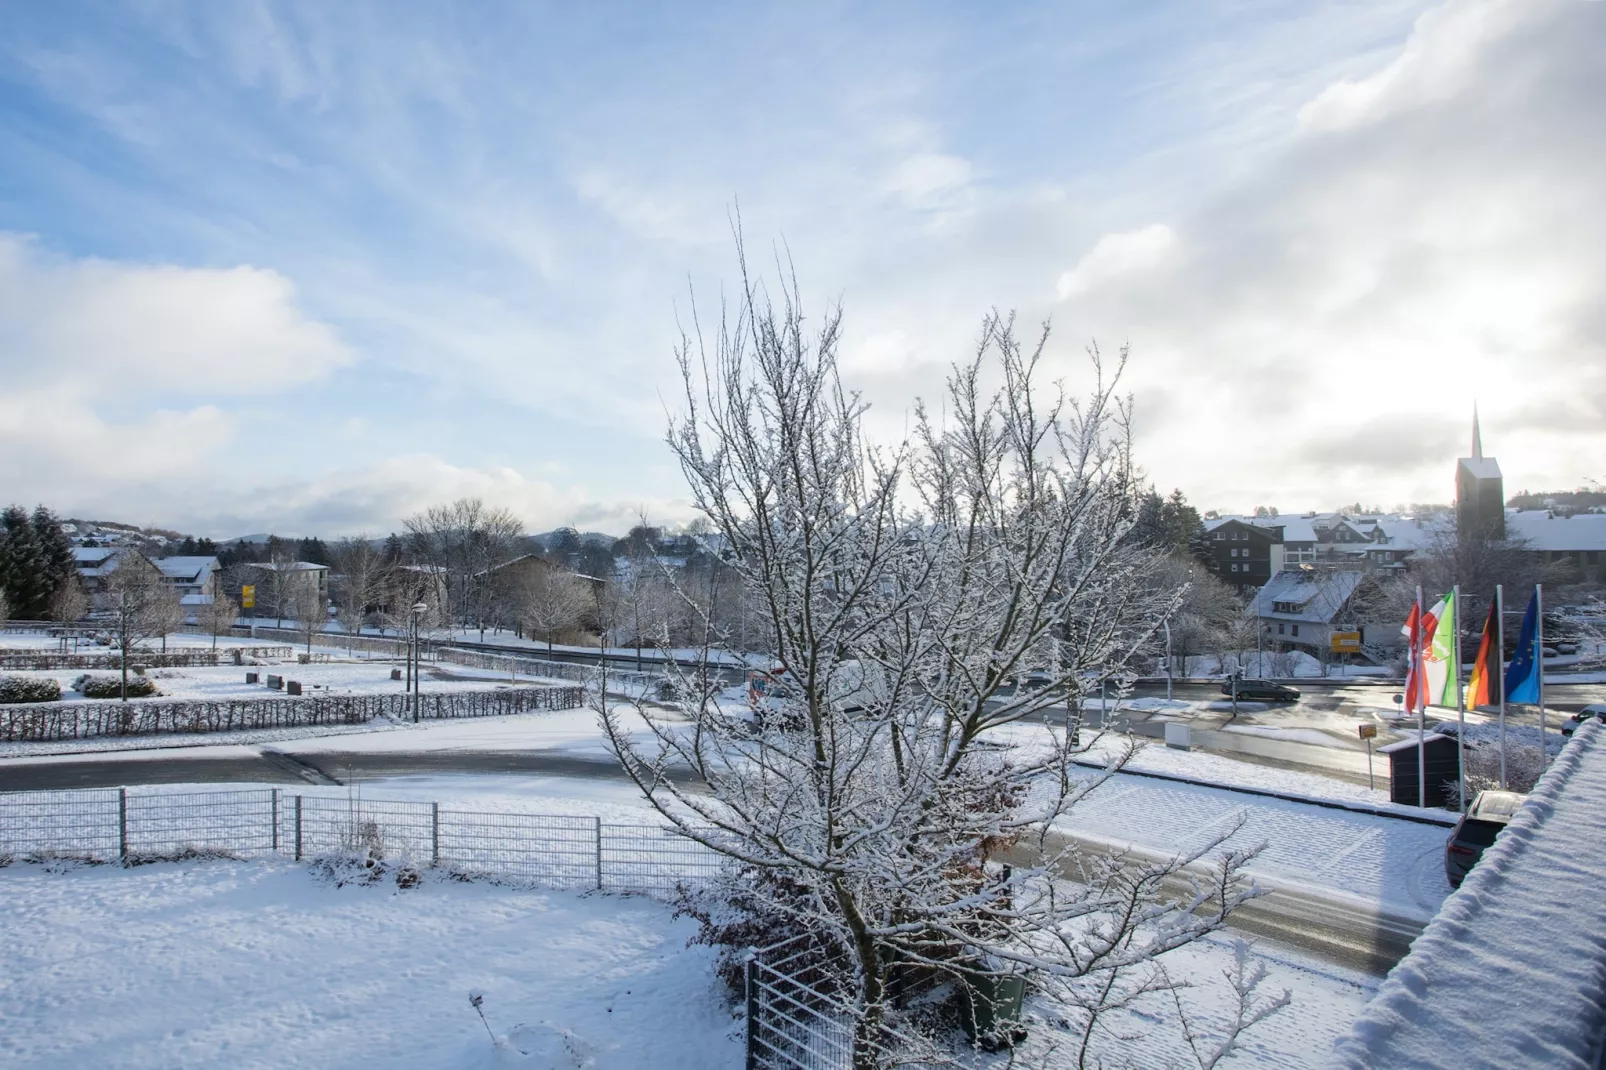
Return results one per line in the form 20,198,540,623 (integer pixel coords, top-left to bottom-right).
32,505,76,611
0,505,49,619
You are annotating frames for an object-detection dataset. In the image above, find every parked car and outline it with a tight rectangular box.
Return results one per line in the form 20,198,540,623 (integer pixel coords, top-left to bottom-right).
1562,704,1606,736
1220,678,1301,702
1445,790,1525,888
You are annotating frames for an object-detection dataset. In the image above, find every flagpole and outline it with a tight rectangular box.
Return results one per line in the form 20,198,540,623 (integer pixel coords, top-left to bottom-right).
1416,584,1425,809
1454,585,1465,812
1537,582,1546,772
1496,584,1506,791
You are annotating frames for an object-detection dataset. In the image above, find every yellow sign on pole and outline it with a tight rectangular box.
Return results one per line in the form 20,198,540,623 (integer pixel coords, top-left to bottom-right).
1330,631,1361,653
241,584,256,609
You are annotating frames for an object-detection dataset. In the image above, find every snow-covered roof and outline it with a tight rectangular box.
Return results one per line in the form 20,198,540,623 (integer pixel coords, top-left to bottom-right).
248,561,328,573
1457,455,1503,480
72,547,117,565
1505,510,1606,553
1333,720,1606,1069
1376,733,1452,755
155,556,219,583
1248,569,1366,623
1272,517,1318,543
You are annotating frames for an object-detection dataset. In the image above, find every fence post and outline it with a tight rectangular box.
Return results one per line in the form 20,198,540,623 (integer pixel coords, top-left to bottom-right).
744,948,759,1070
271,789,280,853
431,802,440,867
595,816,604,891
294,794,303,861
117,788,128,865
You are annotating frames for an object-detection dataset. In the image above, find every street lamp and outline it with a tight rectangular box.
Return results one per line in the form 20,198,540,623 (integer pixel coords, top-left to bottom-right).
1161,618,1173,703
410,602,428,722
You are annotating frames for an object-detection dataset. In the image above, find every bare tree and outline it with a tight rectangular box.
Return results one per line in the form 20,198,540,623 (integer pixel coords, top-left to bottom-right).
331,535,391,648
148,583,186,653
199,594,240,651
599,250,1269,1067
101,554,169,701
294,580,327,655
404,498,523,639
49,578,89,628
518,564,590,654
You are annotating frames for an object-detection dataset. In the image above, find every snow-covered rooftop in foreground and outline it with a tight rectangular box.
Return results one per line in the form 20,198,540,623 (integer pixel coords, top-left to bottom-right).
1332,720,1606,1069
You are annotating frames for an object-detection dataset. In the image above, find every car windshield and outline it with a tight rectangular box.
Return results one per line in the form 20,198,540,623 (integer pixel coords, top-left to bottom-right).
1454,819,1504,848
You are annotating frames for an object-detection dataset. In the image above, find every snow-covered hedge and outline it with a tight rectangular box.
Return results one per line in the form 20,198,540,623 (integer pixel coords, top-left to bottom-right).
0,675,62,704
0,685,584,742
75,674,160,699
0,648,292,671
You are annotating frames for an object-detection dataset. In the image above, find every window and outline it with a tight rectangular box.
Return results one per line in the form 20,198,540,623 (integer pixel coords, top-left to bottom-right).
1291,625,1300,637
1277,623,1285,635
1231,563,1239,572
1214,531,1225,541
1230,548,1238,558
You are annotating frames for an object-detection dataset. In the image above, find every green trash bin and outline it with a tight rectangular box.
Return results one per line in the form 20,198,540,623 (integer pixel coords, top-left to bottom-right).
959,970,1027,1051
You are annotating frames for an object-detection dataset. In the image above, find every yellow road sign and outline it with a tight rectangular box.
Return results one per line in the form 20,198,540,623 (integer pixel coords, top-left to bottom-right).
1331,631,1361,653
241,584,256,609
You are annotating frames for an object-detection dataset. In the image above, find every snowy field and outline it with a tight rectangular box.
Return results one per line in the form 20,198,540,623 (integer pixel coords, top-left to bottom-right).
0,860,742,1069
0,854,1377,1069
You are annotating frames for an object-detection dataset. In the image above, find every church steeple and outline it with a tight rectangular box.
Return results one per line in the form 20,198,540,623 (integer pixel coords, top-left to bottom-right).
1471,403,1483,460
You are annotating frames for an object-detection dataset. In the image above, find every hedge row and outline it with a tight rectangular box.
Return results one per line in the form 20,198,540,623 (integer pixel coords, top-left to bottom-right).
0,685,584,742
0,648,293,671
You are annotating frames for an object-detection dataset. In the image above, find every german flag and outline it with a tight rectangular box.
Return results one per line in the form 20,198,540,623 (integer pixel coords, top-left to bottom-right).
1466,597,1501,708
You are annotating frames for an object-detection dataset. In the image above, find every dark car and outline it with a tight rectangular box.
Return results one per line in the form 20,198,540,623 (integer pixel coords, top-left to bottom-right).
1445,790,1525,888
1220,678,1301,702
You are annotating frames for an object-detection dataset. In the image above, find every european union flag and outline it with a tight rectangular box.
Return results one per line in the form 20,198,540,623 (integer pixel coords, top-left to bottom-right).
1504,589,1541,704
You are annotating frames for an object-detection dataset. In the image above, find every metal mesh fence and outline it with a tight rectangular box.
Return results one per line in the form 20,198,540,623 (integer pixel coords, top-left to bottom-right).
125,789,280,859
0,788,120,860
0,787,727,901
601,822,725,895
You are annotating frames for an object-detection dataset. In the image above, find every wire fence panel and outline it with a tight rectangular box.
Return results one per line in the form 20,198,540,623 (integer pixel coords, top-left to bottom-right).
124,789,278,860
600,823,726,895
292,796,437,865
438,810,599,888
0,788,120,861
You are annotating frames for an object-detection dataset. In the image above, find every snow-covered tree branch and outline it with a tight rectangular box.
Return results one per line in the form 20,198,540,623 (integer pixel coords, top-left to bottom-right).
597,241,1271,1067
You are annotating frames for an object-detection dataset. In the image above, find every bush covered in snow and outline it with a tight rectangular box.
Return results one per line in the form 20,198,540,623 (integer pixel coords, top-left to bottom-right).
0,675,62,704
75,674,159,699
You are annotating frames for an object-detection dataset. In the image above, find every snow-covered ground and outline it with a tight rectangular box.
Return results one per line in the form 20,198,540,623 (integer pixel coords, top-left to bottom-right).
0,851,1377,1070
0,859,741,1069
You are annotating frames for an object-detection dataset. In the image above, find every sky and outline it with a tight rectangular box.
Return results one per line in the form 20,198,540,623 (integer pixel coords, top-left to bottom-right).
0,0,1601,539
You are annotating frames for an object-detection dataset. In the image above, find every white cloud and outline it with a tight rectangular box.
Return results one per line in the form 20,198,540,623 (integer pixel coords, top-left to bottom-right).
0,234,352,398
1049,0,1605,511
1055,223,1176,300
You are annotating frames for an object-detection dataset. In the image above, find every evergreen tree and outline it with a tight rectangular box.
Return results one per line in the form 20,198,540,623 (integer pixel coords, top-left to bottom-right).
31,506,76,611
0,505,49,618
383,532,406,562
296,536,330,565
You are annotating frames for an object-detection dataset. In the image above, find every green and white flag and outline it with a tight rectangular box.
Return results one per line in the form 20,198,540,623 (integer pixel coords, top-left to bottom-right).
1422,590,1457,707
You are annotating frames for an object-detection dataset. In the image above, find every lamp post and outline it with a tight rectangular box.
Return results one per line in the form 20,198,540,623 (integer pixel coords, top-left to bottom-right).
1161,619,1173,702
410,602,428,722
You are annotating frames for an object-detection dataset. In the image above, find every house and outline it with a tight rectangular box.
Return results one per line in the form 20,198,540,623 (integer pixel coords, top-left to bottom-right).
243,561,330,622
1246,568,1372,657
1506,509,1606,583
154,556,221,606
1201,518,1285,591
